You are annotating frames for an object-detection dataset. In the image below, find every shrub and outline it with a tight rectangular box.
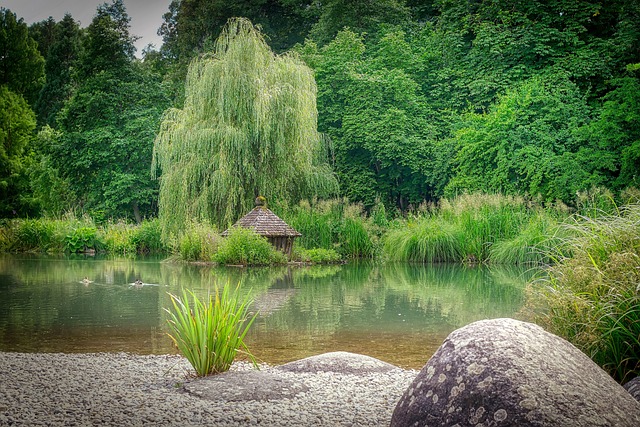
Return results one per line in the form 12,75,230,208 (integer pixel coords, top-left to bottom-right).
297,247,342,264
132,219,166,253
284,198,378,258
489,213,562,264
65,226,100,253
165,285,257,376
527,204,640,383
102,221,136,255
213,227,286,266
176,222,219,261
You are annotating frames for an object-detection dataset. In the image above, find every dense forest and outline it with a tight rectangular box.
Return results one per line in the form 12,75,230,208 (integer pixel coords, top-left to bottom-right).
1,0,639,223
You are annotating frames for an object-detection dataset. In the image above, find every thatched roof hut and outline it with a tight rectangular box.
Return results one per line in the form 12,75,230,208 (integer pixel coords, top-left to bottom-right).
221,197,301,258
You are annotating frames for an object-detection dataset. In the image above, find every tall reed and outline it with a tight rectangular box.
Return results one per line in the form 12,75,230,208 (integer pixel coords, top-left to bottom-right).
383,194,550,264
165,284,257,376
283,198,377,259
526,203,640,383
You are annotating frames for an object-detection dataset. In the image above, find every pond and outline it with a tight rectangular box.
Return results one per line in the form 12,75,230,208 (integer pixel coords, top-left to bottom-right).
0,254,538,369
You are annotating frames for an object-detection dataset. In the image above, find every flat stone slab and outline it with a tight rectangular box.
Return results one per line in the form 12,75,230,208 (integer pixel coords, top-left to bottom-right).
184,370,309,401
275,351,398,374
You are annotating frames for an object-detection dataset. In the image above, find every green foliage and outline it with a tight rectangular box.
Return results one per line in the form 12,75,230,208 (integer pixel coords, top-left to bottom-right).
446,76,592,203
383,193,565,264
384,219,463,263
284,198,378,259
131,219,166,254
527,204,640,383
0,8,45,104
6,218,57,252
77,0,136,80
0,86,37,217
54,64,169,221
176,222,219,262
309,0,411,45
165,285,257,376
489,214,562,265
65,226,100,253
213,227,286,266
153,18,338,240
35,14,84,128
295,247,342,264
0,216,168,254
101,221,136,254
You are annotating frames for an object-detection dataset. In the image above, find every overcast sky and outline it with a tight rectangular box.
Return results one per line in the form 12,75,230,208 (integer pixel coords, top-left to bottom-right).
1,0,172,56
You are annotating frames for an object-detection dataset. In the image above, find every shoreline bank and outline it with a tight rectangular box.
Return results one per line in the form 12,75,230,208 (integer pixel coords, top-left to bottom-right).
0,351,417,426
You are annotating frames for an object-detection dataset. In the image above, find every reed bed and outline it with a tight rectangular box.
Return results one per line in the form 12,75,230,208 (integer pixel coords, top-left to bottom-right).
382,194,563,264
526,203,640,383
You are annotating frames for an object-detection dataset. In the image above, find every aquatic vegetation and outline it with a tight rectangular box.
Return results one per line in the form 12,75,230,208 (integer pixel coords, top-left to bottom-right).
383,193,566,264
166,284,257,376
527,203,640,383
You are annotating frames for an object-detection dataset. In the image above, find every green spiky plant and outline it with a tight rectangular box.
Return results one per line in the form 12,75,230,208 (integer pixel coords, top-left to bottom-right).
165,284,257,376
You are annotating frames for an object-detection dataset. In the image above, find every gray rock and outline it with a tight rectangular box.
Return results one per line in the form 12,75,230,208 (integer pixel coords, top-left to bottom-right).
624,377,640,402
391,318,640,427
276,351,399,374
184,370,309,401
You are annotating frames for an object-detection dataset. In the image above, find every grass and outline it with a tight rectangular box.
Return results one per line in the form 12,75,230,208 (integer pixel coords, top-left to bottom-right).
526,203,640,383
165,284,257,376
382,193,566,264
283,198,380,259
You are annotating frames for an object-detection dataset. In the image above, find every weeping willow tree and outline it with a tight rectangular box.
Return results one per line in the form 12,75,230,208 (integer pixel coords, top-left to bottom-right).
152,18,338,241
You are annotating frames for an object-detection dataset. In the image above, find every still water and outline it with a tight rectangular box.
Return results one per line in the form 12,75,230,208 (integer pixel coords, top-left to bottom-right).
0,254,537,369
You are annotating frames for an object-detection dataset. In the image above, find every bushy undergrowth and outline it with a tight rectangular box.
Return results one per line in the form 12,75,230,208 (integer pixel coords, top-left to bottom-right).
526,204,640,383
175,222,219,261
213,227,287,266
0,216,168,254
165,285,257,376
383,194,564,264
294,247,342,264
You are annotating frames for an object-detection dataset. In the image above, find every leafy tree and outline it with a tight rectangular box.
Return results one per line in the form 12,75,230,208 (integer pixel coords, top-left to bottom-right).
54,65,169,222
153,18,338,239
49,1,169,222
299,29,436,210
28,126,76,216
445,76,592,202
579,74,640,191
77,0,137,80
29,17,57,60
158,0,315,100
0,86,37,217
309,0,411,45
0,8,45,105
35,14,84,127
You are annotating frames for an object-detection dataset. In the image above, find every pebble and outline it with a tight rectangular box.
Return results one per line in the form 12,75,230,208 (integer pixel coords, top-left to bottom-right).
0,352,417,426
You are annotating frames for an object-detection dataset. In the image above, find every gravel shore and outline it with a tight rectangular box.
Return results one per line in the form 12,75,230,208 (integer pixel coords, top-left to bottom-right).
0,352,418,426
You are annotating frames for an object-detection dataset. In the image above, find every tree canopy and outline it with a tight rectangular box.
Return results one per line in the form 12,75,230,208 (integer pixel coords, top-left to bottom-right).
153,18,338,239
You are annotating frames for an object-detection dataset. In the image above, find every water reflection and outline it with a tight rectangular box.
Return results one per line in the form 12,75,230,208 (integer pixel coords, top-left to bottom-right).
0,255,536,368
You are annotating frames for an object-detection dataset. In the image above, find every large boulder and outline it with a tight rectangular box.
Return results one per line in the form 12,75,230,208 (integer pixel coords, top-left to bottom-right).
391,318,640,426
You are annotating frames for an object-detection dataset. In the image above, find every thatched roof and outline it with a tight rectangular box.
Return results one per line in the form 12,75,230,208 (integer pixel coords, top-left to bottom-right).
221,205,301,237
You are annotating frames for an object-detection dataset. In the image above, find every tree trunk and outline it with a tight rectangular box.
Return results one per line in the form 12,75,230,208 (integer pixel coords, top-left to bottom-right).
132,201,141,224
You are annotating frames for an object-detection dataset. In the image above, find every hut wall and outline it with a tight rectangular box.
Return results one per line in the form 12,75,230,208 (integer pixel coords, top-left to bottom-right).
268,236,295,258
